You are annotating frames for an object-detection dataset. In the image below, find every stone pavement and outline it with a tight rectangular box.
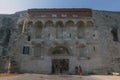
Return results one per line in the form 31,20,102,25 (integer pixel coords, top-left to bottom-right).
0,74,120,80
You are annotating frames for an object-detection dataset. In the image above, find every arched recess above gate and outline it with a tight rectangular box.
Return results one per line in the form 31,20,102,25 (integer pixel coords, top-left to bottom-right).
48,45,72,56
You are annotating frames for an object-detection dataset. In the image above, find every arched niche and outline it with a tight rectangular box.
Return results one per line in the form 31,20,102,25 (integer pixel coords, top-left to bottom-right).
76,21,85,27
56,21,64,28
65,20,74,27
34,21,43,38
76,21,85,38
45,20,54,27
34,21,43,30
87,21,94,27
50,46,70,55
56,21,64,39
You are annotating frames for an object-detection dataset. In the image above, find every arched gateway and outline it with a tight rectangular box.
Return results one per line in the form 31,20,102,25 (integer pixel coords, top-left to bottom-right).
50,46,70,74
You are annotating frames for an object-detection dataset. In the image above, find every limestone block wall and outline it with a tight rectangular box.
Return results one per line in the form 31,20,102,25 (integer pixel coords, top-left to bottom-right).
0,9,120,74
12,10,113,74
93,10,120,73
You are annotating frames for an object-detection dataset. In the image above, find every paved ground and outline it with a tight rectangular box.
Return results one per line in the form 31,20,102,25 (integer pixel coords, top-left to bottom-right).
0,74,120,80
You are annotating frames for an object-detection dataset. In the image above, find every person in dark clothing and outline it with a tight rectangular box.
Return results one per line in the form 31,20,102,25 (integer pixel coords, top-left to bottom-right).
52,65,55,74
78,65,82,77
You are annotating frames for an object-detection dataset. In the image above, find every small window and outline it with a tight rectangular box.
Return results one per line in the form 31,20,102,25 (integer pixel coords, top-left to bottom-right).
93,34,95,37
28,36,31,41
23,46,29,55
93,46,95,51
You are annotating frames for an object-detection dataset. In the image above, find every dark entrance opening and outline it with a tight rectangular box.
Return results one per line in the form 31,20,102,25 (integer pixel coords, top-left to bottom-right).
52,59,69,74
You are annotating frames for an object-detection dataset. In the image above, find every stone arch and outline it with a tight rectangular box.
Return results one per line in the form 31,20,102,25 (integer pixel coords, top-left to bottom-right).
76,21,85,38
56,21,64,39
34,21,43,29
87,21,94,27
76,21,85,27
34,21,43,38
49,45,70,55
44,20,54,40
45,20,54,27
56,21,64,27
65,20,75,27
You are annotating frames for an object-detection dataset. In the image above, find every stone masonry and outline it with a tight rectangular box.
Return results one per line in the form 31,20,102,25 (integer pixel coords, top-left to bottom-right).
0,8,120,74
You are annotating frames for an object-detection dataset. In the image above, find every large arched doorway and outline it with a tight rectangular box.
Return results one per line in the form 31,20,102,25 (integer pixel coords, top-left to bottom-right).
51,46,69,74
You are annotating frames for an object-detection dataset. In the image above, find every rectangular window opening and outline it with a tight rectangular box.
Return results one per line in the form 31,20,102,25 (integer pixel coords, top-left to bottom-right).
23,46,30,55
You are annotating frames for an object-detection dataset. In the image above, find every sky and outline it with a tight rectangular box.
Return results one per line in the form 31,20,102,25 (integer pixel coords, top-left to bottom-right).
0,0,120,14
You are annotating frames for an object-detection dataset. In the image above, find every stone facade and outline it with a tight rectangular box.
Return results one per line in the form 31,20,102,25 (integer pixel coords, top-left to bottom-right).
0,8,120,74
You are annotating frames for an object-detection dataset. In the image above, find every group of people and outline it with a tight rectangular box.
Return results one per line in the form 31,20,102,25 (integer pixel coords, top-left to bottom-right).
52,64,64,74
75,65,82,76
52,64,82,76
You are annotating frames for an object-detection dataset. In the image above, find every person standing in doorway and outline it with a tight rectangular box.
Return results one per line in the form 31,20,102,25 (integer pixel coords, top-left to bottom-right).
78,65,82,77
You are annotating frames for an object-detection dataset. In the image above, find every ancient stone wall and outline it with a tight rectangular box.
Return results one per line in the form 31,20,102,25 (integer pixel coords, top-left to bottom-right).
0,9,120,74
0,14,19,73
